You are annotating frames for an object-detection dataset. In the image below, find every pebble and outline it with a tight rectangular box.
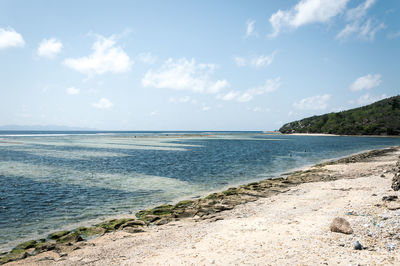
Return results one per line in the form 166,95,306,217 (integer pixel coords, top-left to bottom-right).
354,241,363,250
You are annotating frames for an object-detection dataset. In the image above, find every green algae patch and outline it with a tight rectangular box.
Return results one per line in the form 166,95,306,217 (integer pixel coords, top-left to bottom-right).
49,230,70,240
57,232,83,244
96,218,135,232
13,240,37,251
75,226,106,238
175,200,194,208
136,204,174,220
222,187,239,196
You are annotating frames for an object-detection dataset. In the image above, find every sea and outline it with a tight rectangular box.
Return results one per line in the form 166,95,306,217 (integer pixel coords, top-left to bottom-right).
1,131,400,252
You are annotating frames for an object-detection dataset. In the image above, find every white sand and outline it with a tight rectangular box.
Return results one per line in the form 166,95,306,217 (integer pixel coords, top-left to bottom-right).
8,148,400,266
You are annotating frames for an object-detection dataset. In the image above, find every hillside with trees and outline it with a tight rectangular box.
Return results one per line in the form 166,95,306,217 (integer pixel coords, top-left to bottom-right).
279,95,400,135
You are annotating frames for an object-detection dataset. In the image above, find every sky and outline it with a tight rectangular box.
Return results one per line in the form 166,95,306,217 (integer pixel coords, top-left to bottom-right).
0,0,399,131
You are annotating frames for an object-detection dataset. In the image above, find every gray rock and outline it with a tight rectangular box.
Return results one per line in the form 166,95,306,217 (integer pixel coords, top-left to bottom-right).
329,217,353,234
354,241,363,250
392,172,400,191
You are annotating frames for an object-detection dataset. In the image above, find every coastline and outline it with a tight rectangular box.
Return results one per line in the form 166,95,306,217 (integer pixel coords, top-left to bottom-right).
2,145,400,265
283,133,400,138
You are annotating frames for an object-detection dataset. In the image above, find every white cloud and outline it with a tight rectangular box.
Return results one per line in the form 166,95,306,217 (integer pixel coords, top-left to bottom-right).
388,31,400,39
269,0,349,37
150,110,160,116
220,91,241,101
234,57,247,67
351,93,387,105
350,74,381,91
92,98,113,109
246,20,258,37
142,58,229,94
247,107,270,112
137,52,157,64
251,54,275,68
336,0,384,41
37,38,63,58
293,94,331,110
217,77,280,102
64,35,132,76
234,52,276,68
66,87,80,95
0,28,25,49
169,96,194,104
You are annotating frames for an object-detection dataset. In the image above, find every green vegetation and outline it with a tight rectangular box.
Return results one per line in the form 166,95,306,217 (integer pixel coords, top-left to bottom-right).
279,96,400,135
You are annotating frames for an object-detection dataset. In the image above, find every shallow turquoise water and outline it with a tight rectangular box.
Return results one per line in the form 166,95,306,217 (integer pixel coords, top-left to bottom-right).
1,131,400,252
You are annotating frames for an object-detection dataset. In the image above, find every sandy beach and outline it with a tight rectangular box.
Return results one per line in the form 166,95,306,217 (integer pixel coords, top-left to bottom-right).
4,146,400,265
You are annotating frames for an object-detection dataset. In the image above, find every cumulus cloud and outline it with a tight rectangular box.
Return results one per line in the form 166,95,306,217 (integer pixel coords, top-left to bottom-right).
142,58,229,94
234,52,276,68
246,20,258,37
234,57,247,67
0,28,25,49
169,96,197,104
269,0,349,37
37,38,63,58
336,0,384,41
137,52,157,64
66,87,80,95
64,35,132,76
388,31,400,39
351,93,387,105
217,77,280,102
293,94,331,110
350,74,381,91
92,98,113,109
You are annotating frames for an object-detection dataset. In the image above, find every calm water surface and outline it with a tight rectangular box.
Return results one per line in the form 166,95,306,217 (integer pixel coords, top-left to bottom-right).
1,131,400,252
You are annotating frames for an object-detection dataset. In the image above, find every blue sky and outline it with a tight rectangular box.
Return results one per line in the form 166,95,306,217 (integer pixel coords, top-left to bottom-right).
0,0,399,130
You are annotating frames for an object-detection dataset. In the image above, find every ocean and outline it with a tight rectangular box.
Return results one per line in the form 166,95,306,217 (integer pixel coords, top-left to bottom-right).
1,131,400,252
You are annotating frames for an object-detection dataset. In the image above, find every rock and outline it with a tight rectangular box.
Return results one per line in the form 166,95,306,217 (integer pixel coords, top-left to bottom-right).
49,230,70,240
354,241,363,250
124,227,146,233
75,226,106,238
387,202,400,210
34,242,56,253
382,195,398,201
381,174,386,177
13,240,37,251
392,172,400,191
329,217,353,234
153,217,172,226
97,218,135,231
173,208,198,218
57,232,83,244
120,220,146,228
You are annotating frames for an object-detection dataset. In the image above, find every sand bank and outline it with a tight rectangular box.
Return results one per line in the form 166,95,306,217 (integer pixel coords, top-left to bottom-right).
4,146,400,265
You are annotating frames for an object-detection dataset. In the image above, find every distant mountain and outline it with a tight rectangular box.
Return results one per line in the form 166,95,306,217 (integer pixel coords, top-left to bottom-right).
0,125,96,131
279,95,400,136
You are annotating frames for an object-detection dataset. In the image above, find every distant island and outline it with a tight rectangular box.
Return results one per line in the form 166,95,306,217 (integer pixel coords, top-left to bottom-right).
280,95,400,135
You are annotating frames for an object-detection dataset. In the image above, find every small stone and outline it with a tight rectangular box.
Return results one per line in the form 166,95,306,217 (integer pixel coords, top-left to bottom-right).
382,195,398,201
329,217,353,234
354,241,363,250
381,174,386,177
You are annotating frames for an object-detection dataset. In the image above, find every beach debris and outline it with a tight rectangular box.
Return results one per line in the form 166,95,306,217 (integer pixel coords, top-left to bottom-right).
330,217,354,234
382,195,398,202
354,241,364,250
387,243,396,251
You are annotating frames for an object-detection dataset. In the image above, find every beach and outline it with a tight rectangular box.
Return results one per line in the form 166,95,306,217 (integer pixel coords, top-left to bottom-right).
4,146,400,265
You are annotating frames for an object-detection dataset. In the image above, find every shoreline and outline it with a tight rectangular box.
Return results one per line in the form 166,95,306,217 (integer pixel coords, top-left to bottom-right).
2,145,400,264
283,132,400,138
